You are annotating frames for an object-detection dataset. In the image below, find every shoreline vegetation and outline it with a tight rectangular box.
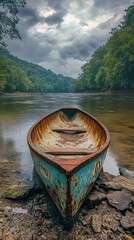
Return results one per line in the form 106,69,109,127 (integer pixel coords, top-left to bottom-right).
0,171,133,240
1,89,134,97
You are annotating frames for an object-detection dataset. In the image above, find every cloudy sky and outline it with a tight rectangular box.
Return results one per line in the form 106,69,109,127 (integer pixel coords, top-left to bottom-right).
7,0,133,78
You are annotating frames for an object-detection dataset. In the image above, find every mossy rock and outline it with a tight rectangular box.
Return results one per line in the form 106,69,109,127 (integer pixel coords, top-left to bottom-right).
4,181,34,199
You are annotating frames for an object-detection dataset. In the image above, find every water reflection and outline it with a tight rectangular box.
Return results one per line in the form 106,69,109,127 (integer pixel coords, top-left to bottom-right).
0,93,134,194
80,93,134,172
0,126,23,196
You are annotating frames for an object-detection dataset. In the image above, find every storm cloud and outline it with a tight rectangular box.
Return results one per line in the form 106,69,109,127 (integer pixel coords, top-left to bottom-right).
7,0,133,77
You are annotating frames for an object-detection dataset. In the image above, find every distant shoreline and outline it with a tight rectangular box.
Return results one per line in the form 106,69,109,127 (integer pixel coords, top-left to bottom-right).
1,89,134,97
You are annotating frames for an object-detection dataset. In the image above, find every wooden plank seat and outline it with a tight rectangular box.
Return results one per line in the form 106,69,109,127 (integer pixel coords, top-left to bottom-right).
37,147,96,155
51,127,88,133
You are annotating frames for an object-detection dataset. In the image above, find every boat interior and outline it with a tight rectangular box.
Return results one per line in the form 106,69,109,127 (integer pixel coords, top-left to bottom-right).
30,109,107,158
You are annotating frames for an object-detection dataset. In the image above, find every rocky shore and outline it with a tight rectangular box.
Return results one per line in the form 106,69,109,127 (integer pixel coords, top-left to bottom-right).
0,171,134,240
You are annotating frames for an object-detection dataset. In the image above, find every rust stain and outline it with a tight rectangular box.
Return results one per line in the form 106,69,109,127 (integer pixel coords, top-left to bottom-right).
92,160,102,175
46,185,65,213
58,180,61,188
39,164,53,180
72,181,95,218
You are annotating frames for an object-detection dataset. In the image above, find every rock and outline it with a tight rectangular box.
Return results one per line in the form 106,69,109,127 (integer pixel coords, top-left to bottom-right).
34,203,48,213
40,235,48,240
123,234,134,240
32,233,37,240
120,211,134,232
119,167,134,179
91,214,102,233
84,213,92,225
4,206,11,216
113,214,122,221
0,170,134,240
33,205,43,212
102,213,109,221
101,200,107,205
44,219,54,228
101,232,108,240
118,226,125,234
13,233,21,240
81,220,87,226
99,176,134,192
87,191,106,207
98,171,115,182
4,180,34,199
12,207,28,214
57,230,72,240
103,214,113,225
0,231,2,240
106,190,132,210
35,218,44,226
0,218,3,223
103,222,110,230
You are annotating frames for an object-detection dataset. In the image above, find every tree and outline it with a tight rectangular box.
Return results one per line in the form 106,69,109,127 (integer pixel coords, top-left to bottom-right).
74,4,134,92
121,4,134,27
0,0,26,47
0,48,74,93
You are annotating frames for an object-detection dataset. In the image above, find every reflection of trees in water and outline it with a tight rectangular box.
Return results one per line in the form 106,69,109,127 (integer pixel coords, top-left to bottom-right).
112,135,134,171
80,94,134,115
80,97,98,114
0,127,22,196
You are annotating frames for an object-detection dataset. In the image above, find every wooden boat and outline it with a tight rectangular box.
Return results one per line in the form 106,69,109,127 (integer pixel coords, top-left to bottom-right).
27,107,110,228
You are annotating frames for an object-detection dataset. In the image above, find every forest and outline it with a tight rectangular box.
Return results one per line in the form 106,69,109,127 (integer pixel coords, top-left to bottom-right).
0,48,74,93
74,5,134,92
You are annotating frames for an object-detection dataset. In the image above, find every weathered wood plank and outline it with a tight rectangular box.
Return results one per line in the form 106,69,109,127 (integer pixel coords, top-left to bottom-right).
44,147,95,155
51,127,88,133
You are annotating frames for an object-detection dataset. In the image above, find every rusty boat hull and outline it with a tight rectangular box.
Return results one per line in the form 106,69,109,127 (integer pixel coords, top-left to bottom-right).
27,107,110,227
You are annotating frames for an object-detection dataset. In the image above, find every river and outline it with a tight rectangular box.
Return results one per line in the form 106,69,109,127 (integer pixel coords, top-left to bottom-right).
0,93,134,195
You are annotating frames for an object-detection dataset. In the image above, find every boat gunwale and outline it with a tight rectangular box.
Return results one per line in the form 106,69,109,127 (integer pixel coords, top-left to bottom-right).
27,106,110,176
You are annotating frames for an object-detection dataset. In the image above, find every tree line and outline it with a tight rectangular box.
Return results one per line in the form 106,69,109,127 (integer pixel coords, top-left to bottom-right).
0,48,74,93
0,1,74,93
74,5,134,92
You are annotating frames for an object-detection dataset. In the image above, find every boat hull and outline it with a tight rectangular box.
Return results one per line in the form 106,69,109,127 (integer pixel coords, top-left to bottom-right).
27,107,110,227
30,148,107,226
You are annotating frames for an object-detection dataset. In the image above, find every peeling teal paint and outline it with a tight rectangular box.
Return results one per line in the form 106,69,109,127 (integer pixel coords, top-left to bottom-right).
31,151,67,216
31,149,107,221
70,151,107,216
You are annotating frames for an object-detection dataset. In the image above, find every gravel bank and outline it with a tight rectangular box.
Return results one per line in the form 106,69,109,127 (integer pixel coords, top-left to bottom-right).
0,171,134,240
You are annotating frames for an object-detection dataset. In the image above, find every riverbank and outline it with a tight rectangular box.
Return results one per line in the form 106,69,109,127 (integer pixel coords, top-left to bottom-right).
0,89,134,97
0,171,133,240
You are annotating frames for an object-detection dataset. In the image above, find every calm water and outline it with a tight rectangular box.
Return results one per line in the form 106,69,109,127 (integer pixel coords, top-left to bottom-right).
0,93,134,195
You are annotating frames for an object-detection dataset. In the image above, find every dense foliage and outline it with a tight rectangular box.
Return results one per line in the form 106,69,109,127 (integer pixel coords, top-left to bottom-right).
0,48,74,93
74,5,134,92
0,0,26,47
